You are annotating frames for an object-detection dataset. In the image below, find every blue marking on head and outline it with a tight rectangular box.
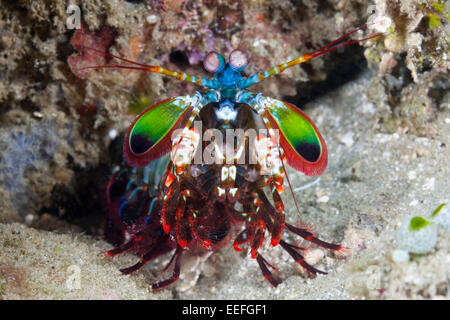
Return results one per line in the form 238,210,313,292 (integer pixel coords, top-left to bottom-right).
215,65,243,88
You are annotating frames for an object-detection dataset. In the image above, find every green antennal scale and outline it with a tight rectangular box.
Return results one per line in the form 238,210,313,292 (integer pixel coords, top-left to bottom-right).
263,99,327,176
124,97,193,167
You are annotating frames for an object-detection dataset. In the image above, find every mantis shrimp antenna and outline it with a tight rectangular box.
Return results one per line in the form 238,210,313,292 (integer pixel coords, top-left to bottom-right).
75,45,217,89
241,24,383,89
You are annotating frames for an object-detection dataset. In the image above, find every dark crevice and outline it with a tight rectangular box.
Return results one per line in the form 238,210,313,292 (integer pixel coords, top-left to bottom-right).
37,135,125,235
283,45,368,108
315,0,334,14
169,50,190,70
383,53,414,111
39,163,112,235
429,74,450,110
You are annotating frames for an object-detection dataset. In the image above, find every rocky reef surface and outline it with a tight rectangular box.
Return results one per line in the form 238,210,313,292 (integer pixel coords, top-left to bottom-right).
0,0,448,299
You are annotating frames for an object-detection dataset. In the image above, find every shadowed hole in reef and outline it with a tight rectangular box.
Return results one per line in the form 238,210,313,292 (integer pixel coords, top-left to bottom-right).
169,50,190,70
37,135,125,235
38,163,112,235
283,45,368,108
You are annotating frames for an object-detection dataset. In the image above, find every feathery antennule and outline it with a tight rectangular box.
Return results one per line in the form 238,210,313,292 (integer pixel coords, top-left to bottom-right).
295,220,318,237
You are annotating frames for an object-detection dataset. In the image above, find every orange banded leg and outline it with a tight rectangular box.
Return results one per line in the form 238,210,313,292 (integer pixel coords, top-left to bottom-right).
268,182,285,247
269,180,284,213
106,236,140,257
161,173,178,233
161,191,176,233
120,253,154,275
246,198,269,258
120,239,174,275
279,240,327,276
233,227,254,252
285,223,344,252
151,247,183,290
256,253,280,287
250,221,265,259
270,212,285,247
257,189,285,247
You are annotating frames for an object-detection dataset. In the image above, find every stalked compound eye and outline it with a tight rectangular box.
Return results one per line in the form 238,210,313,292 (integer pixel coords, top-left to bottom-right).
229,49,248,71
203,51,225,73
